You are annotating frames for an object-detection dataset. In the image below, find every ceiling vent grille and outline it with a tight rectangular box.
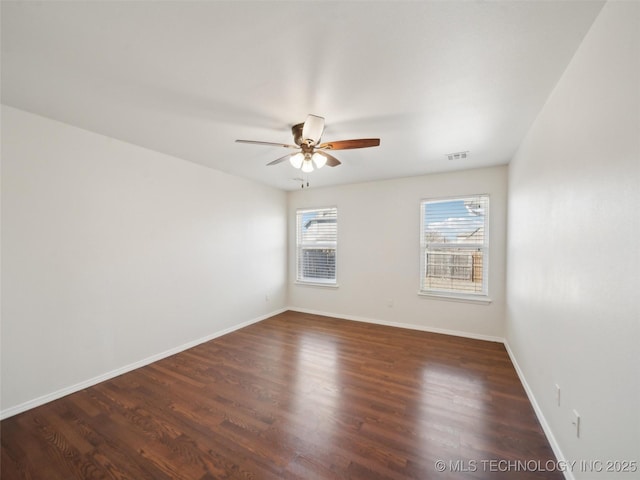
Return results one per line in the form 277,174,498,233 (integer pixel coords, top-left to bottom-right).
446,151,469,161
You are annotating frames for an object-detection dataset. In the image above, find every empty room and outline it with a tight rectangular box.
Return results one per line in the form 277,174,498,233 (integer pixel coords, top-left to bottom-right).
1,1,638,479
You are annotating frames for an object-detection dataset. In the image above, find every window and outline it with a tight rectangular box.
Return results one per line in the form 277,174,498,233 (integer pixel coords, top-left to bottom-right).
296,207,337,285
420,195,489,298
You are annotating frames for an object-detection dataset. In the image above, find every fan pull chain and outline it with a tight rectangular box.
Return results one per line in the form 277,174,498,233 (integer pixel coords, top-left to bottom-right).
300,173,310,189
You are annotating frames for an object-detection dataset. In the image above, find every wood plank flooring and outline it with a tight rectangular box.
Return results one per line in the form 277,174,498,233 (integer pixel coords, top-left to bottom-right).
1,311,563,479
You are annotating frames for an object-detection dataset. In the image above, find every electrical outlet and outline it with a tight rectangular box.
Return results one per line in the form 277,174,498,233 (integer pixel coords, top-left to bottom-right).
387,299,394,308
265,294,270,302
572,410,581,438
555,384,561,406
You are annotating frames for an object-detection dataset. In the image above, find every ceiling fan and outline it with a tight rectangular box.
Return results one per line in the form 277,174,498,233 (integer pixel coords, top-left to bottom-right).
235,114,380,173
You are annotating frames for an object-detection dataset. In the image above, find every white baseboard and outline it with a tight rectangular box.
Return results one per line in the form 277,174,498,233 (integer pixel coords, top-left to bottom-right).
503,341,572,480
0,308,287,420
287,306,505,343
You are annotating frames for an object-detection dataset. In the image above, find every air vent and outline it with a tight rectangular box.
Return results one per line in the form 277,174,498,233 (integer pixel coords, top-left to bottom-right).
446,151,469,161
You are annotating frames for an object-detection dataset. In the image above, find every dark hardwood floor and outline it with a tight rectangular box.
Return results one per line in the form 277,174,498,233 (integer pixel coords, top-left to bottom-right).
1,311,563,479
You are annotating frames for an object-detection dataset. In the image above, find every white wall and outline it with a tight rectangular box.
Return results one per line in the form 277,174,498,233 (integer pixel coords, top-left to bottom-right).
1,106,287,417
288,165,508,340
506,2,639,478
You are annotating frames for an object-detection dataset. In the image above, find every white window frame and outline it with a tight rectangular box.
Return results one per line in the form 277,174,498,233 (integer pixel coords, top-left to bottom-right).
419,195,490,304
296,207,338,286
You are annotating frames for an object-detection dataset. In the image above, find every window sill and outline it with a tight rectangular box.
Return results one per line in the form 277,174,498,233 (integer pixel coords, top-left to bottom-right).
295,281,339,289
418,291,492,305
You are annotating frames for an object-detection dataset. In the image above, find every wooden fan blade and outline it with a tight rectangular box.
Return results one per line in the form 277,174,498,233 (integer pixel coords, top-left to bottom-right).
267,153,297,166
236,139,299,149
317,138,380,150
319,152,342,167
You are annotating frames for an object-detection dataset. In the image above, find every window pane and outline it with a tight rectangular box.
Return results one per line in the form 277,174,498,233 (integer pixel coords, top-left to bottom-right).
300,248,335,280
420,196,489,296
297,207,337,283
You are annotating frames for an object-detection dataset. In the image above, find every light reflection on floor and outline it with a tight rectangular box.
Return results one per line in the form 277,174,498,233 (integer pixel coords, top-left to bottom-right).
418,362,490,462
289,332,340,453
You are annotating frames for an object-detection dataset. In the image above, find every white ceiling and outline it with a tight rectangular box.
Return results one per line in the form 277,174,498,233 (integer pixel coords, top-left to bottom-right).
2,1,605,191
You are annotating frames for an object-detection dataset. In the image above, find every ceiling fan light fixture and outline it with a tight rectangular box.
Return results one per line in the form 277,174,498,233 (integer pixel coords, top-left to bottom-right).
289,152,304,169
301,159,314,173
312,152,327,169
